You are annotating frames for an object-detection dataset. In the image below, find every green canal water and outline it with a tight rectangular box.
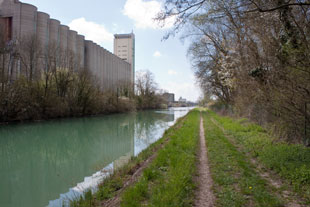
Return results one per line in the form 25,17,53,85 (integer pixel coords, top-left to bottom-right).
0,108,192,207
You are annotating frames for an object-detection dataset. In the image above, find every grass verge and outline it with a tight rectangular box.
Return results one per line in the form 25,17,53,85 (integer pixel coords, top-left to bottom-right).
70,110,193,207
209,110,310,204
202,111,283,207
120,110,200,207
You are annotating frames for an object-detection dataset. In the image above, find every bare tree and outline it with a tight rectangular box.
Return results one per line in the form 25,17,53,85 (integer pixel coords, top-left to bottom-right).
158,0,310,143
135,70,164,109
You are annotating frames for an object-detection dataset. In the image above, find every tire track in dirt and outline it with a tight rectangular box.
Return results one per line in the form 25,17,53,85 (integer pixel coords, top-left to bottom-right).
210,117,304,207
195,115,215,207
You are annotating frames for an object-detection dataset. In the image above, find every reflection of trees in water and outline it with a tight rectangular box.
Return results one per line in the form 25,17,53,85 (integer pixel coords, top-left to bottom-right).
0,110,177,207
134,111,175,151
0,114,135,207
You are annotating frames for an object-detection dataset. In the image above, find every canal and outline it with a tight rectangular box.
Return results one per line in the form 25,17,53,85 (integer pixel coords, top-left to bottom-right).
0,107,192,207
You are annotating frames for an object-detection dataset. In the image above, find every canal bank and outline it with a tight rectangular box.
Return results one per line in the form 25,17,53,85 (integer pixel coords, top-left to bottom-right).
0,107,192,207
71,109,310,207
71,109,200,207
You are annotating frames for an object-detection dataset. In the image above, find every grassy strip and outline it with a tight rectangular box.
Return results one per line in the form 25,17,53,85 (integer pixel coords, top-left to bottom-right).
209,111,310,203
203,111,283,207
120,110,200,207
70,112,189,207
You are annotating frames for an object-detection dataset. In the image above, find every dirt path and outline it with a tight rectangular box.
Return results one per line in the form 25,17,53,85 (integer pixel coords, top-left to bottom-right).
195,115,215,207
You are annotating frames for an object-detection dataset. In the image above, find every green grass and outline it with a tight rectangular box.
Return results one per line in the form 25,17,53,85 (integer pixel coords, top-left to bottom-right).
70,110,193,207
202,111,283,207
209,110,310,204
71,109,309,206
120,110,200,207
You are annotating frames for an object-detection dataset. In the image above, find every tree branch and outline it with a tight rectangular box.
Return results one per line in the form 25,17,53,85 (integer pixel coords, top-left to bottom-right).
247,2,310,13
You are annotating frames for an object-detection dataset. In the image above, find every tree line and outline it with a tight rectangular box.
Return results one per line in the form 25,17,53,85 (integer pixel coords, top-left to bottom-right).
0,31,165,123
158,0,310,145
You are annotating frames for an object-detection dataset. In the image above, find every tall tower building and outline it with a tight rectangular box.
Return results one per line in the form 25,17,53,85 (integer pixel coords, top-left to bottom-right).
114,32,135,84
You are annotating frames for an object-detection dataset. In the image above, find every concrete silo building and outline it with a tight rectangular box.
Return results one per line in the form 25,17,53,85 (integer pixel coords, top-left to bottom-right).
114,33,135,84
0,0,134,90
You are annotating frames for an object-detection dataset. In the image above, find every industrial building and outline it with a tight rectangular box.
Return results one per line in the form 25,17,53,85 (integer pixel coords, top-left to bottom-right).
0,0,134,90
163,93,175,103
114,33,135,84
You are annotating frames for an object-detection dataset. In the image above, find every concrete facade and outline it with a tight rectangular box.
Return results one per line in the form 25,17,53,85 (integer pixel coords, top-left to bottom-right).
114,33,135,84
0,0,134,90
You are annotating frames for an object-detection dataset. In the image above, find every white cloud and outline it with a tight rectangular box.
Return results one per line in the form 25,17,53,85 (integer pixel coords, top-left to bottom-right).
68,18,113,46
123,0,175,29
112,23,118,32
153,51,162,58
168,70,177,75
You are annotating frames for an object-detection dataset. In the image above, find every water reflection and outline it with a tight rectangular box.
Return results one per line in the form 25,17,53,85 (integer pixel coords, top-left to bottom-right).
0,108,191,207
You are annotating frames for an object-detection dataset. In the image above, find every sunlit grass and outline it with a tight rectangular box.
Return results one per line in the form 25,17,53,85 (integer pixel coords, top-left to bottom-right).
120,110,200,206
70,110,194,207
209,110,310,204
203,111,283,207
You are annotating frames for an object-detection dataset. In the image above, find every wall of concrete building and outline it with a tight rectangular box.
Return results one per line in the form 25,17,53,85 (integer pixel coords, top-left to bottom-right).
68,30,77,55
36,11,49,77
49,19,60,47
20,3,37,41
114,33,135,84
59,25,68,54
36,12,49,48
0,0,133,90
76,34,85,68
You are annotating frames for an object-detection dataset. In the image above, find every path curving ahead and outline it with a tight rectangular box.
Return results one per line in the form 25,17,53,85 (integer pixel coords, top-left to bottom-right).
195,114,216,207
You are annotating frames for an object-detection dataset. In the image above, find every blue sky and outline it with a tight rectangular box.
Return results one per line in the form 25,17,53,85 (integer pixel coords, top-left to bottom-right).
22,0,201,101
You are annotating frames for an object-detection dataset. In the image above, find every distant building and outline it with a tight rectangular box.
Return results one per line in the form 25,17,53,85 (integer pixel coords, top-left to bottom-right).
114,33,135,84
0,0,133,90
179,97,187,103
163,93,175,103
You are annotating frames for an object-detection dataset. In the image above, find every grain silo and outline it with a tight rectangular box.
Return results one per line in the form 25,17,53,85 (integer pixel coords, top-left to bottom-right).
98,46,103,86
112,55,117,88
90,41,97,78
36,12,49,49
35,11,49,78
98,47,103,87
0,0,134,91
49,19,60,48
94,44,99,83
102,49,108,89
67,30,77,54
59,25,69,54
76,34,85,69
84,40,93,71
93,43,98,82
107,51,112,89
20,3,37,40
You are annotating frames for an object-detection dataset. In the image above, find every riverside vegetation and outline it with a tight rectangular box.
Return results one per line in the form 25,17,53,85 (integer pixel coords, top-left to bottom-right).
70,109,310,207
0,67,165,123
157,0,310,146
0,36,165,122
